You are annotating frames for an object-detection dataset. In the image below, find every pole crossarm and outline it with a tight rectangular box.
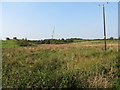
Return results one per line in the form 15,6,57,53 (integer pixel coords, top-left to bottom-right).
98,2,108,7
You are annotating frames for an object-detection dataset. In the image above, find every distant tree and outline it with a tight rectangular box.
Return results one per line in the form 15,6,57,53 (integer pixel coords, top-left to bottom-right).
13,37,17,40
41,40,45,44
6,37,10,40
45,40,50,44
61,38,64,41
109,37,114,40
25,37,27,41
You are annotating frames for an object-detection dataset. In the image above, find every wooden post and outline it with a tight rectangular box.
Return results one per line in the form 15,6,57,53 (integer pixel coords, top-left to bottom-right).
103,6,107,50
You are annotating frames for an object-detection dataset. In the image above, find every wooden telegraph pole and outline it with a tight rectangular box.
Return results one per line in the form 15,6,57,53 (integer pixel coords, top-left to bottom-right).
103,5,107,50
99,2,108,50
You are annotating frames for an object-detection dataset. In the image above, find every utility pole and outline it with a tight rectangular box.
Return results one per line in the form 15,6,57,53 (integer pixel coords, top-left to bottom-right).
52,26,55,40
50,26,55,44
99,2,108,50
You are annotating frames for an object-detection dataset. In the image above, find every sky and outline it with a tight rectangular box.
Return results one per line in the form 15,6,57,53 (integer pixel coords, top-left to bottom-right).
1,2,118,40
118,2,120,37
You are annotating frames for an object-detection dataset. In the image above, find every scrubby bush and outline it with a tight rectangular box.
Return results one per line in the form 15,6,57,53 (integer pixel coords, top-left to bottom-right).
17,40,32,47
6,37,10,40
109,37,114,40
13,37,17,40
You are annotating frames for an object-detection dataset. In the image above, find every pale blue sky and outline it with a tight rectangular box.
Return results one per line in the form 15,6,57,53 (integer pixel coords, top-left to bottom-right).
1,2,118,40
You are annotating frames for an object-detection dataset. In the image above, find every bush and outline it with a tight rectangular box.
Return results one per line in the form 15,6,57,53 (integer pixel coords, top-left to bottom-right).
13,37,17,40
6,37,10,40
17,40,32,47
109,37,114,40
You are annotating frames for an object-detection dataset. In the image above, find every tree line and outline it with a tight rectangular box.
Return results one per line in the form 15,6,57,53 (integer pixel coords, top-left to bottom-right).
5,37,83,46
5,37,116,47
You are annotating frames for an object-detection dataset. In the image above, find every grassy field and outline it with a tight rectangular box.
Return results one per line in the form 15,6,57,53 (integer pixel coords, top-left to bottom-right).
2,40,20,48
2,40,120,88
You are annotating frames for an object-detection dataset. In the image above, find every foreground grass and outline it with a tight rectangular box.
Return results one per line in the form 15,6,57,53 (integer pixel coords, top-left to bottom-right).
2,40,119,88
2,40,20,48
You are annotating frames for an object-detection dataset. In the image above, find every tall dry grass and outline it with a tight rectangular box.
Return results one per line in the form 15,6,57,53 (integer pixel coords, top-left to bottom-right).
2,41,118,88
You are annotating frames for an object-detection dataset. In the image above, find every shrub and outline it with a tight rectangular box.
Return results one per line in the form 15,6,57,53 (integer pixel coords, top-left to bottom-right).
109,37,114,40
6,37,10,40
13,37,17,40
17,40,32,47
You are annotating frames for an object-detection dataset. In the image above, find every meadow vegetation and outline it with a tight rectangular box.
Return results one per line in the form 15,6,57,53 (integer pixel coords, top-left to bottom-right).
2,39,119,88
